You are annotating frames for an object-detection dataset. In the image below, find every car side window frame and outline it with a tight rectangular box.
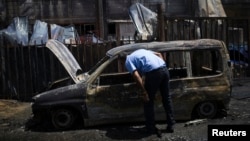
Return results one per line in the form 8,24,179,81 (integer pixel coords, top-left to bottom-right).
161,49,223,80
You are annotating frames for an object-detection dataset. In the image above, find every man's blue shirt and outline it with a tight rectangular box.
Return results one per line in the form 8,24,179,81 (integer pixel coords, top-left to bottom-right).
125,49,166,74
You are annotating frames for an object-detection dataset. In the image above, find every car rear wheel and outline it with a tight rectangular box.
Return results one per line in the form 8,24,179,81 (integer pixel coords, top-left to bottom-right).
196,101,217,118
51,108,76,130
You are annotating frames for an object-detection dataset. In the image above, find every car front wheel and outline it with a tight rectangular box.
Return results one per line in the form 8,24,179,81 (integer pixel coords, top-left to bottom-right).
51,108,76,130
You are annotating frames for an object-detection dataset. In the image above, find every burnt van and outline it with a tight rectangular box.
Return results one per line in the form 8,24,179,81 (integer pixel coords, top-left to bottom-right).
31,39,232,130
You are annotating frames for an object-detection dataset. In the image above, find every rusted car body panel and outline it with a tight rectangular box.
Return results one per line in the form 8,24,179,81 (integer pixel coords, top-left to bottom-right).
31,39,232,129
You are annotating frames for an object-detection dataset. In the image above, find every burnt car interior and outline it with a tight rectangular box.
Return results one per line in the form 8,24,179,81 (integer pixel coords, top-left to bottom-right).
94,49,223,86
99,72,134,85
163,49,223,79
97,56,134,86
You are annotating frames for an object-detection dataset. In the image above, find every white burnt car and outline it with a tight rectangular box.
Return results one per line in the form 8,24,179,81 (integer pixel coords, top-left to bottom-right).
31,39,233,130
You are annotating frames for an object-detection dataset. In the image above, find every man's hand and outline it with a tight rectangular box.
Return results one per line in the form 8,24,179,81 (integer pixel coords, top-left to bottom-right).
142,91,149,102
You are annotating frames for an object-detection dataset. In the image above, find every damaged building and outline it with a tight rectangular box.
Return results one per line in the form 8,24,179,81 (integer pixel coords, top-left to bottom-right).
1,0,249,41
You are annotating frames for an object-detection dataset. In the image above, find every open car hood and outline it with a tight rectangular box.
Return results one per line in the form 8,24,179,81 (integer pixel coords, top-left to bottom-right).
46,39,86,83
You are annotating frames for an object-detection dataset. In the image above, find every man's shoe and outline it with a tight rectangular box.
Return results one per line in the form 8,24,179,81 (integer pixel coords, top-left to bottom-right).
166,126,174,133
141,127,162,138
154,127,162,138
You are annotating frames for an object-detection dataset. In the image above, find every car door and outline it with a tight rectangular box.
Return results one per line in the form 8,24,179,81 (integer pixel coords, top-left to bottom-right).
88,77,144,120
85,57,145,123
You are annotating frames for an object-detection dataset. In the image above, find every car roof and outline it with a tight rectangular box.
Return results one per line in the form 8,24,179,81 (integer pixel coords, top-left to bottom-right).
106,39,224,57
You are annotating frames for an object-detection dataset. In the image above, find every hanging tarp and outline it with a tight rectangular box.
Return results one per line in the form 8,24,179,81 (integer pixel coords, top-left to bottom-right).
30,21,81,46
128,3,158,41
196,0,226,17
0,17,29,46
0,17,80,46
60,25,81,44
193,0,227,38
29,20,48,45
30,21,80,46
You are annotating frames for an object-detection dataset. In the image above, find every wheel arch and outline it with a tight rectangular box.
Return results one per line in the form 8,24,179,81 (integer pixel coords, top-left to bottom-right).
49,102,87,130
191,100,222,119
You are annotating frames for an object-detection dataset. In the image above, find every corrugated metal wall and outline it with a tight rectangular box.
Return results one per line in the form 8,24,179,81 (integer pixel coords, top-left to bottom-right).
4,0,97,24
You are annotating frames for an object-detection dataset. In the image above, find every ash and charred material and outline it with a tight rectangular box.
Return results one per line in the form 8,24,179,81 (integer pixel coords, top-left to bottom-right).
31,39,232,130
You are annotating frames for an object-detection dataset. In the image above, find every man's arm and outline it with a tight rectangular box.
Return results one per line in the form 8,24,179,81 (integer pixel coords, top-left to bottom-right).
131,70,149,101
154,52,163,59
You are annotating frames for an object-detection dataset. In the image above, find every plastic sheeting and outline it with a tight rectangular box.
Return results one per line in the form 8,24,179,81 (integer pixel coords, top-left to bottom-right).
0,17,80,46
196,0,226,17
0,17,28,46
29,20,48,45
29,21,80,45
128,3,158,41
128,1,227,41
